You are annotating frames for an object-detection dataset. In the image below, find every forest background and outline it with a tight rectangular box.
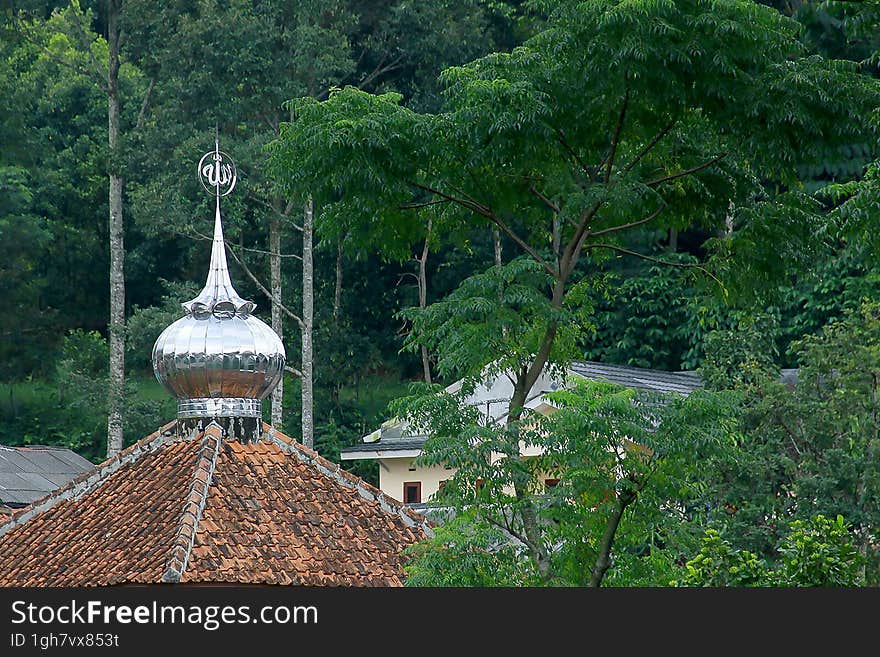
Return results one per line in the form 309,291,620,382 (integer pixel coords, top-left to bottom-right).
2,0,880,586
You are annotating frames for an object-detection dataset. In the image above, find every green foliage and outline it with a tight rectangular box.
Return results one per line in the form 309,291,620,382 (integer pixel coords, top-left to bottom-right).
778,514,864,586
689,301,880,582
676,515,863,587
699,313,782,390
57,329,109,378
404,511,537,586
0,5,141,375
126,280,200,372
1,329,175,462
400,257,599,383
676,529,772,587
398,376,736,586
584,254,710,370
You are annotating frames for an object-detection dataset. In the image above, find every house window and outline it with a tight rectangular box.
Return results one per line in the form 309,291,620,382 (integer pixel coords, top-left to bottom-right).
544,478,560,490
404,482,421,504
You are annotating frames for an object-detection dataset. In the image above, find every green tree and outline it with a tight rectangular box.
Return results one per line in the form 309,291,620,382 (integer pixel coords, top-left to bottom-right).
271,0,879,581
396,367,736,586
693,302,880,582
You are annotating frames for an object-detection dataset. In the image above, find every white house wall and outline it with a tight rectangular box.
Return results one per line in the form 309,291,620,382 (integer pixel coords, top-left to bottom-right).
380,458,454,504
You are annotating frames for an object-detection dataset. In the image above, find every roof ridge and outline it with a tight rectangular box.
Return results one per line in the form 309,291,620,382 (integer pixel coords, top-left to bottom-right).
0,419,178,539
162,423,223,583
262,423,434,538
573,359,699,376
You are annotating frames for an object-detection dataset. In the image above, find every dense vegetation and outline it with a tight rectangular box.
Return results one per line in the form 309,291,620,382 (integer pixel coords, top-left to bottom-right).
2,0,879,585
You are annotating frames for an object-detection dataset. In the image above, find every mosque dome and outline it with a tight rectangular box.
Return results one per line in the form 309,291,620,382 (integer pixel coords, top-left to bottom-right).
152,144,285,425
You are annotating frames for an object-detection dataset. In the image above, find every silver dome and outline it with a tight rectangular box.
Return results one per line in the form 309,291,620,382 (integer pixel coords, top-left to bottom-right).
152,313,285,418
151,146,285,419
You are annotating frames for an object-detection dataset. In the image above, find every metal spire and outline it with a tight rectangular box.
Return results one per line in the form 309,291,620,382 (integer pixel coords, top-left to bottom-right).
182,139,256,316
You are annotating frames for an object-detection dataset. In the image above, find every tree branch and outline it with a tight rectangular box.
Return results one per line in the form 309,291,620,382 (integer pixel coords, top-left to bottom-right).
191,228,300,259
285,365,303,378
357,52,405,91
135,78,155,132
246,190,304,231
225,243,305,329
587,203,666,238
646,154,727,188
408,180,488,216
408,181,557,278
622,117,677,175
396,271,420,287
589,487,637,587
586,243,725,290
528,186,560,214
401,198,451,210
553,127,594,182
603,84,630,184
488,215,557,278
236,243,302,260
560,201,604,277
484,514,529,548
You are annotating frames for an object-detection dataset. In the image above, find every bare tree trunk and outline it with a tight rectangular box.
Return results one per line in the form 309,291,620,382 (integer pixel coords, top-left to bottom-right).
493,226,502,268
333,229,344,326
106,0,125,457
270,217,283,429
418,220,432,384
301,198,314,448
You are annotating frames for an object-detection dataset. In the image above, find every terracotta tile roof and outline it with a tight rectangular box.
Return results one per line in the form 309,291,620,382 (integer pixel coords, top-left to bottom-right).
0,421,430,586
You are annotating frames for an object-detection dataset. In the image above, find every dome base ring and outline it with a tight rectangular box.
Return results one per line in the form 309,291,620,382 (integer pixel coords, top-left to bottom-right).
178,398,262,418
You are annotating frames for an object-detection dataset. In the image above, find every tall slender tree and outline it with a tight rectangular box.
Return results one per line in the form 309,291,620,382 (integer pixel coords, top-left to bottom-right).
105,0,125,456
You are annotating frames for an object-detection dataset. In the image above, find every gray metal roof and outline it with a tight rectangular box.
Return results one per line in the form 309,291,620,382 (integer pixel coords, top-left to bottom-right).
569,361,703,396
340,362,801,460
780,369,799,387
342,437,427,454
340,360,706,457
0,445,94,509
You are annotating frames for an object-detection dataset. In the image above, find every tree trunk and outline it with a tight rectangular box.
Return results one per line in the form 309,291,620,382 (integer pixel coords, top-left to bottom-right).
589,489,637,587
270,217,283,429
501,281,568,581
301,198,315,448
493,226,502,268
106,0,125,458
418,220,432,384
333,229,345,326
551,216,561,273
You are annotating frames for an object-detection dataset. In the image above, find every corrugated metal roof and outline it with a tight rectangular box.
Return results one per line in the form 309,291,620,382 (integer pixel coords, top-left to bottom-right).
0,445,94,508
343,437,427,453
569,361,703,396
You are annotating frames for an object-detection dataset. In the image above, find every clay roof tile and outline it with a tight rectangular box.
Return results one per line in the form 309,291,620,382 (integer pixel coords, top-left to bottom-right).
0,420,427,587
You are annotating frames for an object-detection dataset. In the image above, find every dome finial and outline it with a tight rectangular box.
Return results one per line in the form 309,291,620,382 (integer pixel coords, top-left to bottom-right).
151,138,286,440
182,139,255,317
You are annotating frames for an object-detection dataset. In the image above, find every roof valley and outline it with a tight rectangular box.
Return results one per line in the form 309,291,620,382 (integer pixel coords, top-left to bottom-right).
162,423,223,583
